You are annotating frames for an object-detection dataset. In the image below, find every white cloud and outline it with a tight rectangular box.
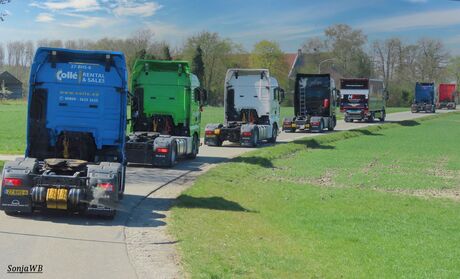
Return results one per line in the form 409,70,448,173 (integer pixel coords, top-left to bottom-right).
361,8,460,32
30,0,100,12
36,13,55,22
59,13,116,29
113,2,162,17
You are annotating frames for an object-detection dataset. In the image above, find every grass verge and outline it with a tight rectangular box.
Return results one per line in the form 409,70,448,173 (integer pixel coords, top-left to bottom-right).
0,101,408,154
170,112,460,278
0,101,27,154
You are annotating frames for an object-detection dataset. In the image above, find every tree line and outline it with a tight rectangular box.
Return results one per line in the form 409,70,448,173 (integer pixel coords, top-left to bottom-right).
0,24,459,106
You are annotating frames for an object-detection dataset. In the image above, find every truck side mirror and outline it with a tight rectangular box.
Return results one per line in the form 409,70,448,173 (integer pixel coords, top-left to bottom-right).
274,87,285,103
335,89,341,104
200,89,208,106
194,88,200,103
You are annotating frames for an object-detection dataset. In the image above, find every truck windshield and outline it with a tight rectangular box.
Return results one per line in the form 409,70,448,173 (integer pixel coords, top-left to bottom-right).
298,77,329,98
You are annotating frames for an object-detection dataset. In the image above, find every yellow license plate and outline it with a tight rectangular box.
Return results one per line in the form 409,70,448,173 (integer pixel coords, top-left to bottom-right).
6,189,29,196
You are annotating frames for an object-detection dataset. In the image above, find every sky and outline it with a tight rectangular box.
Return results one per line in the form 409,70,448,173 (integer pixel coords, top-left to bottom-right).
1,0,460,54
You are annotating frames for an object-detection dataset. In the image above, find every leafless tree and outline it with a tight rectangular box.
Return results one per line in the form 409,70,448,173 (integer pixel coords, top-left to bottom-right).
0,43,4,68
372,38,402,86
416,38,449,82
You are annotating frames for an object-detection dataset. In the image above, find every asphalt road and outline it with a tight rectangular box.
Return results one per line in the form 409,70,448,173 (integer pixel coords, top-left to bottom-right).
0,110,454,279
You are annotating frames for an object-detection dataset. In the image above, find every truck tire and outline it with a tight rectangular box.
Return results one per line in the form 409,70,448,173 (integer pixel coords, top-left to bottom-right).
118,167,126,200
319,120,324,133
367,114,374,123
252,128,259,147
187,134,199,159
168,142,177,167
379,110,386,122
328,117,336,131
268,124,278,143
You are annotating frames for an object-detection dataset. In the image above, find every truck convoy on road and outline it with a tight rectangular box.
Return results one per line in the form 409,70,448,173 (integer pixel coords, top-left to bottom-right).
339,78,387,122
283,73,338,133
205,69,284,147
1,48,128,218
437,83,457,110
412,82,436,113
126,60,207,167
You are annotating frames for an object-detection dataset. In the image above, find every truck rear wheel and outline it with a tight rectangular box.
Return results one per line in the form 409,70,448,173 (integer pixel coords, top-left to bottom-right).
379,110,386,122
319,120,324,133
118,167,126,200
367,114,374,123
252,128,259,147
168,142,177,167
328,117,336,131
268,125,278,143
187,134,199,159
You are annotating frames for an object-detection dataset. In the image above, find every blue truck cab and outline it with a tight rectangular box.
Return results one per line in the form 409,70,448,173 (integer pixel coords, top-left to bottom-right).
411,82,436,113
1,48,128,218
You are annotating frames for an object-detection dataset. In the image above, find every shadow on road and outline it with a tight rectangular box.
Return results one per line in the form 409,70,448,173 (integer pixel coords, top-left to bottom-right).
3,193,164,228
175,195,256,212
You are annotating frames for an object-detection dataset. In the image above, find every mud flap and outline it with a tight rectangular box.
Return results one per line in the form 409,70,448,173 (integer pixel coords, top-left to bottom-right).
152,136,176,167
1,195,32,213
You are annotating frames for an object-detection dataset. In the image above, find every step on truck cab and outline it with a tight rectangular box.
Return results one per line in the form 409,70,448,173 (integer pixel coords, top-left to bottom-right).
437,83,457,110
412,82,436,113
205,69,284,147
283,73,338,133
1,48,128,218
340,78,388,122
126,60,207,167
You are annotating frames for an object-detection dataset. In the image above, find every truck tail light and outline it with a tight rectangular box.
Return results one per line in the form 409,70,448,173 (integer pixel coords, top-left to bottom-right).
2,178,23,187
242,132,252,137
205,130,214,136
97,182,114,192
156,147,169,154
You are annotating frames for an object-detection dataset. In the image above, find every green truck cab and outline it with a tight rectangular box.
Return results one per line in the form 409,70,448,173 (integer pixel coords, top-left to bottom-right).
126,60,207,167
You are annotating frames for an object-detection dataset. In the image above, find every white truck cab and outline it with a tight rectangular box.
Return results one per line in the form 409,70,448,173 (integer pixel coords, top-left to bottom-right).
205,69,284,147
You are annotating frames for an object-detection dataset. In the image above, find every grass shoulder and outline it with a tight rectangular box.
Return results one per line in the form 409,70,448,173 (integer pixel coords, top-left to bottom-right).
170,112,460,278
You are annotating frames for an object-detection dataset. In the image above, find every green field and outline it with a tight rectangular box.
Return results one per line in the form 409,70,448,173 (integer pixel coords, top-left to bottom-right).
0,101,27,154
170,113,460,278
0,101,408,154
